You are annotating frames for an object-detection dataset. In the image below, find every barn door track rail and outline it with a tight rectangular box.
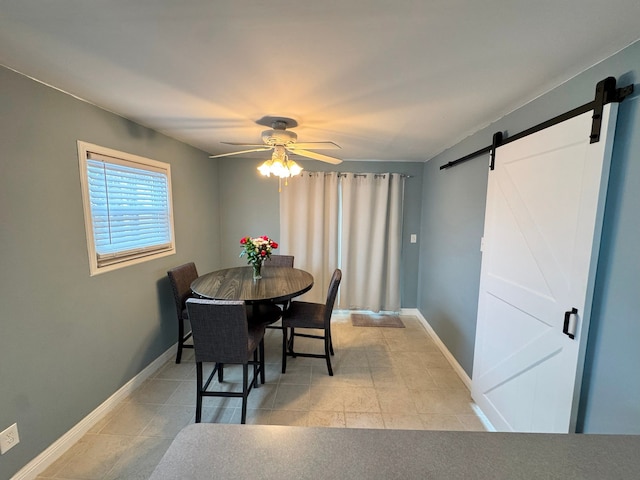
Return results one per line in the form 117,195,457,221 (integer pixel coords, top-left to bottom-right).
439,77,634,171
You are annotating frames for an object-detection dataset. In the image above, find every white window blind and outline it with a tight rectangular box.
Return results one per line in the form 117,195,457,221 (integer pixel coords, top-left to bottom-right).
78,142,175,275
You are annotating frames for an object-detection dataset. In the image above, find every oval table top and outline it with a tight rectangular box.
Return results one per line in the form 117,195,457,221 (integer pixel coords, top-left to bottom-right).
191,266,314,303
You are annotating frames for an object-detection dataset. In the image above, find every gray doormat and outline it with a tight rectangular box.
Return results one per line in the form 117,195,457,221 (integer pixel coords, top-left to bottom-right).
351,313,405,328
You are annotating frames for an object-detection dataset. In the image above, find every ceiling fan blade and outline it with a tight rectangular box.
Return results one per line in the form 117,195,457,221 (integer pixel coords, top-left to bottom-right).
221,142,267,146
209,147,272,158
288,141,341,150
287,148,343,165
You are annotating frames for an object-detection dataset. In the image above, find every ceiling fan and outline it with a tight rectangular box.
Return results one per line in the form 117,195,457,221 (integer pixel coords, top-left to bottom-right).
208,117,343,165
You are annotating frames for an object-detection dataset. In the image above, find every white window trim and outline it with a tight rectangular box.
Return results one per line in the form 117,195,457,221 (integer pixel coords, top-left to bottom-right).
77,141,176,275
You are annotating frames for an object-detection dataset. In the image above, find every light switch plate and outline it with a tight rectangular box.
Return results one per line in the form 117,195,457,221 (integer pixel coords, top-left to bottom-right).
0,423,19,454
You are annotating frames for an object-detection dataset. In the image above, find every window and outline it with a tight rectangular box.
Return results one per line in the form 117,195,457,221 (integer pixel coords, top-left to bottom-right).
78,141,175,275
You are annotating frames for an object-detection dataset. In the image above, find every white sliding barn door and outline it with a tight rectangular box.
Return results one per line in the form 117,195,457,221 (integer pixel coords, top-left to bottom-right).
471,104,618,433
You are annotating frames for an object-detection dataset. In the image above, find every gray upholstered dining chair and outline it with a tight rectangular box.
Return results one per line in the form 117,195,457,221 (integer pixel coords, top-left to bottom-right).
186,298,281,424
167,262,199,364
264,255,294,268
281,269,342,376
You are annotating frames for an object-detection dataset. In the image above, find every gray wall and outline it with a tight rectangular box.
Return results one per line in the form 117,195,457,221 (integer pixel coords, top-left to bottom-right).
216,157,424,308
419,40,640,433
0,67,221,479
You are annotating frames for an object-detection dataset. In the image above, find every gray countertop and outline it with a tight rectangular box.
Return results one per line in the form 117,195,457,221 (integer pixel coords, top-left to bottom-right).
149,424,640,479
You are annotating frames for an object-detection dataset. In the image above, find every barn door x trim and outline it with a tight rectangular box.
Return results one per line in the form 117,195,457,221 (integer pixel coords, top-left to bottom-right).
439,77,634,171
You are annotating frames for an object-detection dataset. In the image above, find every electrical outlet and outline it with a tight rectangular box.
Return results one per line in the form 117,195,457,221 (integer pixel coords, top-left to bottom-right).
0,423,20,454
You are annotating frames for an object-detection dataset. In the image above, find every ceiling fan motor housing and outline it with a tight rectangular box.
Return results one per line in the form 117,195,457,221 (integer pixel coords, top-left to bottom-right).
262,129,298,146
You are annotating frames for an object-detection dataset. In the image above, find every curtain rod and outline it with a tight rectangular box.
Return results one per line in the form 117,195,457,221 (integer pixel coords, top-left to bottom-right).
306,172,412,178
439,77,634,171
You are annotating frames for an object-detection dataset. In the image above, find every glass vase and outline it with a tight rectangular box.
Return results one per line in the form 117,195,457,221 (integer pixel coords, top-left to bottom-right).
252,262,262,280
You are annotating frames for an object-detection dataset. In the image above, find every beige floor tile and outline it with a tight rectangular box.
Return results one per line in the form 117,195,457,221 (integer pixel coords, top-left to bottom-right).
420,413,466,431
127,379,181,405
308,411,346,428
153,361,196,381
51,433,139,480
422,351,452,368
278,364,312,385
263,363,285,384
89,403,126,434
246,383,278,409
428,367,468,390
382,413,425,430
370,366,406,388
237,408,273,425
401,370,439,390
39,436,86,477
103,436,173,480
376,387,418,414
411,389,476,415
329,366,374,388
140,405,195,438
269,409,309,426
199,406,237,424
164,380,196,406
100,402,161,436
333,348,370,367
457,414,488,431
344,412,385,429
273,384,311,410
338,329,384,348
309,385,347,411
389,351,429,368
309,364,337,384
343,387,380,412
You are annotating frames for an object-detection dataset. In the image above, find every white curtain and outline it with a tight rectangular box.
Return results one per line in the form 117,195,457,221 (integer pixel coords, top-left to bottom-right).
279,172,339,303
280,171,403,311
339,173,403,312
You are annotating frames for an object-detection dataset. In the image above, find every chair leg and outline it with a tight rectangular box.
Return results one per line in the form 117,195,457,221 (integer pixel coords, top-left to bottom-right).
241,364,249,424
329,329,335,356
176,319,185,364
259,338,266,385
281,327,288,374
218,363,224,383
253,349,259,388
324,332,334,376
195,362,203,422
289,327,296,356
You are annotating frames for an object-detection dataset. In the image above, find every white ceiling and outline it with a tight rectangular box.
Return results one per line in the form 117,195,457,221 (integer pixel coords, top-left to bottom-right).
2,1,639,162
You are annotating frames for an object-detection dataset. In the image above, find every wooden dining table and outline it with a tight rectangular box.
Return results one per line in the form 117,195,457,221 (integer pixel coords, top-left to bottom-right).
190,266,314,304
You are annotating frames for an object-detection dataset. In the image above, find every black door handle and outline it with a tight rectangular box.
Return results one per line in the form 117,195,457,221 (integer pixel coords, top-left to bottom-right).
563,307,578,339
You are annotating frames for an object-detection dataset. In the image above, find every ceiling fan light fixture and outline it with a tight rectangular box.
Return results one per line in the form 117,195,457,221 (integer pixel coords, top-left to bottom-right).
257,147,303,181
288,160,302,176
271,158,288,177
257,160,273,177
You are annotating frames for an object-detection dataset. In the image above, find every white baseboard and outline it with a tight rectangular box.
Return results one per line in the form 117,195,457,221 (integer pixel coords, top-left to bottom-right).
400,308,472,389
12,344,177,480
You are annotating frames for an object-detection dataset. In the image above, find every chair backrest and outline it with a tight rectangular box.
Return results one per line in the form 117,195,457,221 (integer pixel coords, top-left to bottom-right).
185,298,252,364
265,255,294,267
167,262,199,317
323,269,342,327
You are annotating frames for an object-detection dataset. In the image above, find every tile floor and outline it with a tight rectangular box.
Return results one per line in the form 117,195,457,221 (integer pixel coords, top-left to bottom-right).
36,313,488,480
